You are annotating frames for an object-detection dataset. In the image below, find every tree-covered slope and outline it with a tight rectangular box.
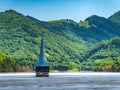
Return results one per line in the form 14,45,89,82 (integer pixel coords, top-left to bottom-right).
81,38,120,71
48,19,83,43
0,10,86,71
0,52,31,72
48,15,120,45
81,15,120,42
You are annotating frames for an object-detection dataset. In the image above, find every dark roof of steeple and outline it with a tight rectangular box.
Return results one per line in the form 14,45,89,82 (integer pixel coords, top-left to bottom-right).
36,37,49,67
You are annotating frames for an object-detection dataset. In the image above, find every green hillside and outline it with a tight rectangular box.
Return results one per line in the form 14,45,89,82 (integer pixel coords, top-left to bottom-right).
47,15,120,45
82,38,120,71
0,52,31,72
0,9,120,72
0,10,86,71
82,15,120,42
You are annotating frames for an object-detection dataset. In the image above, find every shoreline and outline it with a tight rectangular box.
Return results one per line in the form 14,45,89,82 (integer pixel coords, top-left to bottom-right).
0,72,120,76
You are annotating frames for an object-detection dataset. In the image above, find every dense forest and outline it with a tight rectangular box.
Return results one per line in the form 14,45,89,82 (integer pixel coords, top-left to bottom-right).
0,9,120,72
0,53,31,72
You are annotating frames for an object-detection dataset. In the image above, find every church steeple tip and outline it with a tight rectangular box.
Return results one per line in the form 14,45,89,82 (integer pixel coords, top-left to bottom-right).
36,35,49,67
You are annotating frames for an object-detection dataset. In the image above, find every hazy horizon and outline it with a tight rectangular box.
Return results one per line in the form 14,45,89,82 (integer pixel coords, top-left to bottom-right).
0,0,120,22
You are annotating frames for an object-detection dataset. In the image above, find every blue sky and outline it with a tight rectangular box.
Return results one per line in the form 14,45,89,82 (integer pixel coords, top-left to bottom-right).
0,0,120,22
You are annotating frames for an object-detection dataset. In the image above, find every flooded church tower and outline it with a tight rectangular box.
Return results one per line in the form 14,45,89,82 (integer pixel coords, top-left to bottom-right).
36,36,49,77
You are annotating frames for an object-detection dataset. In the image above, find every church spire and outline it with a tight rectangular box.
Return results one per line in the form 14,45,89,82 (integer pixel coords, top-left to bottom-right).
36,36,49,67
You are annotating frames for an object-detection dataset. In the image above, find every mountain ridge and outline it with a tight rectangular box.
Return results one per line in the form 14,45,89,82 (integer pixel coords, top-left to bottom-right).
109,10,120,25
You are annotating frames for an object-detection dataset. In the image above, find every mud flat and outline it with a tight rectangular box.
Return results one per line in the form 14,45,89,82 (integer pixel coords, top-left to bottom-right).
0,72,120,90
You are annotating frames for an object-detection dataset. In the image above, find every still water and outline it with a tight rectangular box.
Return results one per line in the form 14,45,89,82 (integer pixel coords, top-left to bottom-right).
0,72,120,90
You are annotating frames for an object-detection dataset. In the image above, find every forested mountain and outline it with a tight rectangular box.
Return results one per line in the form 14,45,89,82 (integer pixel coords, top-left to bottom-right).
79,15,120,43
109,11,120,25
0,9,120,72
0,10,85,71
82,38,120,71
47,14,120,44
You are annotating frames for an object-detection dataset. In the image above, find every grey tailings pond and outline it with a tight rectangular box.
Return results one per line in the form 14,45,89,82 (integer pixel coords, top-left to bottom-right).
0,72,120,90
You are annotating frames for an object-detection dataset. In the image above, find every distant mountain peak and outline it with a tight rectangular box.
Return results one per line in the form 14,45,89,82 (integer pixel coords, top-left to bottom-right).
4,9,23,16
85,15,106,21
5,9,17,13
87,15,99,18
84,15,109,27
109,10,120,25
48,19,76,24
110,10,120,16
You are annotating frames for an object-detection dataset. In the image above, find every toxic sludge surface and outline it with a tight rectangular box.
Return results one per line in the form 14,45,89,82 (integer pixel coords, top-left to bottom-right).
0,72,120,90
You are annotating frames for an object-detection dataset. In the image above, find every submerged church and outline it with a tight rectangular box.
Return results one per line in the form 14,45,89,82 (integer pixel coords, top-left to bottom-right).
36,37,49,77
